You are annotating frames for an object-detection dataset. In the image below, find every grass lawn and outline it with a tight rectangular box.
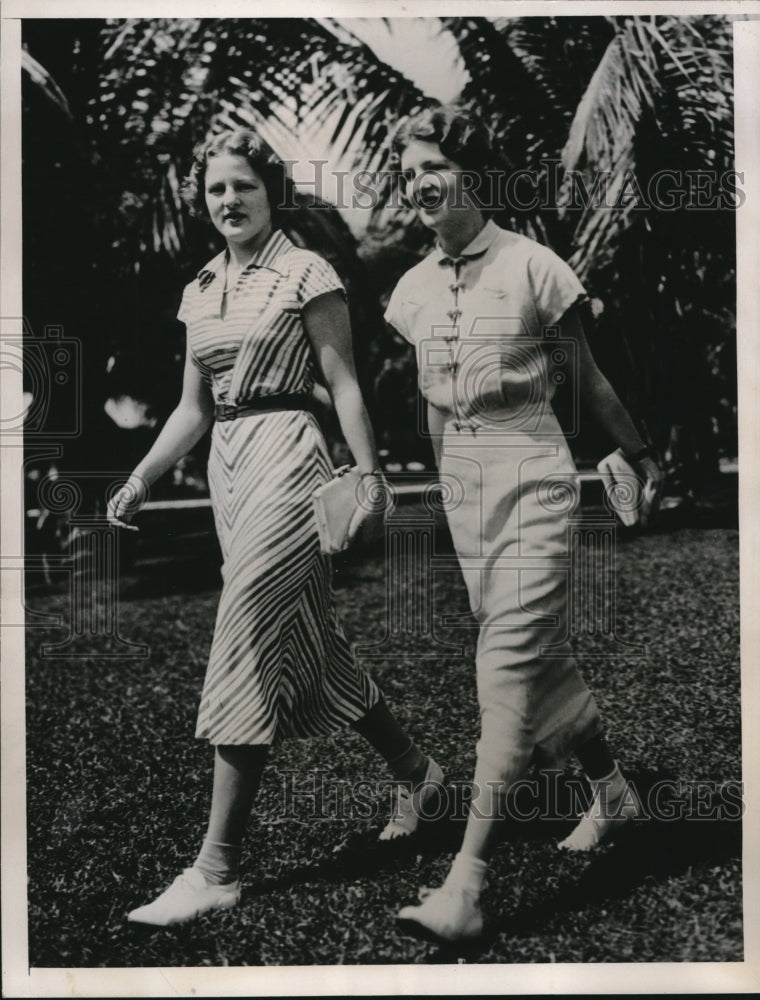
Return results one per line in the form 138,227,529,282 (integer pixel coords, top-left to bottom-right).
24,521,741,966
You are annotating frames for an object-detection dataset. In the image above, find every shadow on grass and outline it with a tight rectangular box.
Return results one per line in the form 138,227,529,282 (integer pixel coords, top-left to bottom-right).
28,768,741,966
247,767,740,894
249,809,466,896
388,769,742,962
465,812,741,961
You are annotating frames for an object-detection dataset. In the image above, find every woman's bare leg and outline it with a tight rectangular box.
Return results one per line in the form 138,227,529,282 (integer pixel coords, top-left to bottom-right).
194,744,269,883
127,744,268,925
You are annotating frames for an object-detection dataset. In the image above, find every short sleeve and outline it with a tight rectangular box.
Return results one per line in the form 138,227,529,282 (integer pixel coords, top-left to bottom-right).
176,283,212,384
528,246,587,329
383,282,412,343
177,284,191,326
296,255,346,308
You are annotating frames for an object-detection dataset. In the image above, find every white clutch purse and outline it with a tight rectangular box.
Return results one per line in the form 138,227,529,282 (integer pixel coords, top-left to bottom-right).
311,465,364,554
596,449,642,526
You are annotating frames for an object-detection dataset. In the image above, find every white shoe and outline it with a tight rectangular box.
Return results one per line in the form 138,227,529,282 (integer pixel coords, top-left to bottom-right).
127,867,240,926
558,774,641,851
379,758,445,840
397,884,484,942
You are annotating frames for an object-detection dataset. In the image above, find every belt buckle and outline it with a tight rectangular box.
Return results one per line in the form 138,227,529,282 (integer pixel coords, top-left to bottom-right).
217,402,238,421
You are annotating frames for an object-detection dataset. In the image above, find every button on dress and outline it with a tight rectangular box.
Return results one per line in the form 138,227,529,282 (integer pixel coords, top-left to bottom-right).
178,229,379,745
385,221,602,780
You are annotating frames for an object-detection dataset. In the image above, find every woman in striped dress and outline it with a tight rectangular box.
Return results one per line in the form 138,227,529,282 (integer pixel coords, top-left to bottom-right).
108,128,442,926
385,107,662,942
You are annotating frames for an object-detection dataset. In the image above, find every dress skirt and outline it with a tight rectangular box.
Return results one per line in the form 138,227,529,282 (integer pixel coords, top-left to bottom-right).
439,405,602,780
196,409,380,745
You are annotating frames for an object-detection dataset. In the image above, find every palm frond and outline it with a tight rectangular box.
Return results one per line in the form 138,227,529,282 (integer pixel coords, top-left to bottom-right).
441,16,567,156
22,49,72,118
94,16,435,268
561,19,660,175
303,19,433,165
561,15,734,278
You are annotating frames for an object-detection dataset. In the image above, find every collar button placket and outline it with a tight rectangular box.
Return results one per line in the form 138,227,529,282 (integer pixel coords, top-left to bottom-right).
448,259,468,432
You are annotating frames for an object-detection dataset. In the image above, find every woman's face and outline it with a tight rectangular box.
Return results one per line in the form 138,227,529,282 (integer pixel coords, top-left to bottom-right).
204,152,273,251
399,139,481,233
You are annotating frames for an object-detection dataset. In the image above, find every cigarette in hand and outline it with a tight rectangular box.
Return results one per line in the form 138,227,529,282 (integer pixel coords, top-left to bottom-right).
110,519,139,532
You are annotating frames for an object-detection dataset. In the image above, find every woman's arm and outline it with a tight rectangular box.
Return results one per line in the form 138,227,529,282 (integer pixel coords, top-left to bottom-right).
303,291,388,541
108,345,215,525
558,307,647,454
427,401,446,469
558,306,663,521
303,291,380,475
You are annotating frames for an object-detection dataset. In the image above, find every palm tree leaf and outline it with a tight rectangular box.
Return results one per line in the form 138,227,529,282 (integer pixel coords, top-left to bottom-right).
441,16,567,158
301,19,432,164
22,49,72,118
562,20,659,175
91,17,435,269
561,15,733,277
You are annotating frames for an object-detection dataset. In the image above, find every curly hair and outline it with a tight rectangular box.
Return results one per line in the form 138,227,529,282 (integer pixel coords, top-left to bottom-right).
181,128,296,225
390,105,504,217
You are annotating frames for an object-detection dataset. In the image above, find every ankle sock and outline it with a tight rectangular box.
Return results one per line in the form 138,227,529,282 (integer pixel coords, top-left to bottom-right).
388,739,430,785
443,852,488,894
559,761,639,851
193,837,242,886
589,761,626,797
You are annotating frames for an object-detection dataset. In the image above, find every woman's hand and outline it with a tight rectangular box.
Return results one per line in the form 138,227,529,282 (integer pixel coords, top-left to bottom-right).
347,473,390,546
104,343,214,535
107,477,148,531
496,369,535,410
636,456,664,528
457,365,535,420
350,508,386,546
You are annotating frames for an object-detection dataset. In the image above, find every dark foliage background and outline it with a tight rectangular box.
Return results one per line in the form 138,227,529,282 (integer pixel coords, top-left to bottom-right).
22,15,738,516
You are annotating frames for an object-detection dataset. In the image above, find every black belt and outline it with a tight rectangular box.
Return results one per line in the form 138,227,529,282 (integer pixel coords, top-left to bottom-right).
215,395,313,421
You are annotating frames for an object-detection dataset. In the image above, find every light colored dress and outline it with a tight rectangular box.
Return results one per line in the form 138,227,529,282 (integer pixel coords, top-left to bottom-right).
178,229,379,745
385,220,602,781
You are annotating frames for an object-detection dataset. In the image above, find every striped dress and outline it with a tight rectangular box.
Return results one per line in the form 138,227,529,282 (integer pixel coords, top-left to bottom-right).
178,229,379,745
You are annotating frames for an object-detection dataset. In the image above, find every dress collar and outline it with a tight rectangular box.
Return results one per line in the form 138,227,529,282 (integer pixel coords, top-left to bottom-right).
197,229,294,290
434,218,500,267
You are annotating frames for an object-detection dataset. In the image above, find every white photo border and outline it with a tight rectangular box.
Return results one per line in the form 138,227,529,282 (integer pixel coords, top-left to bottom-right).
2,3,758,996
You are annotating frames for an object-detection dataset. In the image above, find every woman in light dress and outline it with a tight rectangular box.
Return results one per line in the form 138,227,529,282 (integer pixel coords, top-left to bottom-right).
384,106,662,942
